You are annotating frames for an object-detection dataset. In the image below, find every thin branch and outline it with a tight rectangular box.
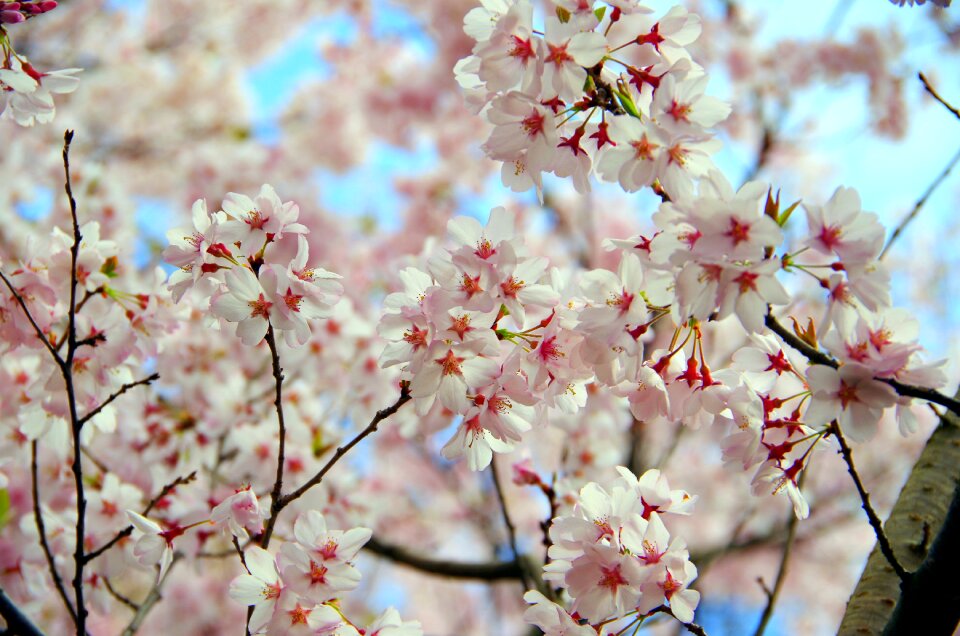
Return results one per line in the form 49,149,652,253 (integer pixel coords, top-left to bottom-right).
31,441,77,624
0,270,61,364
102,577,138,611
260,324,286,550
828,422,908,581
77,373,160,428
85,471,197,564
120,555,180,636
880,144,960,259
752,471,806,636
61,129,90,636
0,588,44,636
764,313,960,414
645,605,708,636
363,535,524,580
919,71,960,121
263,387,411,539
490,457,531,593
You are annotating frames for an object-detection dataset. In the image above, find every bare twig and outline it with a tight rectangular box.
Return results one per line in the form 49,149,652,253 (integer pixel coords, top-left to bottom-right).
260,324,287,550
490,457,531,593
752,471,807,636
32,441,77,624
827,422,908,581
764,313,960,414
0,269,61,364
103,577,138,611
260,387,411,542
78,373,160,428
644,605,709,636
919,72,960,121
85,471,197,564
120,554,180,636
880,144,960,259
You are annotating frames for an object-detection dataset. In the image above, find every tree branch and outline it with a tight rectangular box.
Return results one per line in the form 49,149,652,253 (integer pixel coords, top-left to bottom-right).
85,471,197,564
260,324,287,550
31,442,76,625
919,71,960,121
77,373,160,428
764,313,960,414
264,387,411,537
828,422,908,581
363,535,524,580
0,588,45,636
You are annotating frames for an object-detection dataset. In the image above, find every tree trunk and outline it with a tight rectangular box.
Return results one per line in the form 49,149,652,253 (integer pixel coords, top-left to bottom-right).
838,390,960,635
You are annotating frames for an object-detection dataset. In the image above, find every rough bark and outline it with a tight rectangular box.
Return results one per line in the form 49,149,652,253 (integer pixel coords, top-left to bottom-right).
838,390,960,635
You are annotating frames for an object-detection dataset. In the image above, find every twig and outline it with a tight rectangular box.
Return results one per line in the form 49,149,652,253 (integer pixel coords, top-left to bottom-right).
31,442,77,624
0,269,61,364
752,471,807,636
919,72,960,121
827,422,908,581
645,605,708,636
261,387,411,542
880,144,960,259
120,554,180,636
103,577,138,611
260,324,286,550
363,535,524,580
233,536,250,574
0,588,44,636
60,129,91,635
490,457,531,593
764,313,960,414
78,374,160,428
85,471,197,564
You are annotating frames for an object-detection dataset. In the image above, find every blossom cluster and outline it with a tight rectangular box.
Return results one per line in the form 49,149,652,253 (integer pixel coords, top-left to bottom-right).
525,467,699,632
457,0,729,198
163,184,344,347
1,5,81,126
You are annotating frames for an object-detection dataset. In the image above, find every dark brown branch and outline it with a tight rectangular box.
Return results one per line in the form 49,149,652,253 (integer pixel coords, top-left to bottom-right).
0,588,45,636
61,129,91,636
262,388,411,541
260,324,286,550
764,313,960,414
0,270,61,364
31,442,76,624
77,373,160,428
85,472,197,564
645,605,708,636
363,536,524,580
880,144,960,259
828,422,908,581
919,71,960,121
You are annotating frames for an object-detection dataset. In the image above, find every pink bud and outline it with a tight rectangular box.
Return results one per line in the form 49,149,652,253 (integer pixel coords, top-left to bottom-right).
38,0,56,10
0,9,24,22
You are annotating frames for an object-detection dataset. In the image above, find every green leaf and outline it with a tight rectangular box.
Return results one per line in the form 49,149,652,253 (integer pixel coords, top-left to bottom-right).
0,489,10,530
594,6,606,22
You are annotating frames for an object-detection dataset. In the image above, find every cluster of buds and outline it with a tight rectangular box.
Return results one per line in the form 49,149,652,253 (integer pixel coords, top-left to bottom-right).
0,0,57,24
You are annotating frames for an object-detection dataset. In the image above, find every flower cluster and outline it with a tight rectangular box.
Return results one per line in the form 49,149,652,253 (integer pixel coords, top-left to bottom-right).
457,0,729,198
526,467,699,631
1,5,80,126
229,511,421,636
163,184,344,347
